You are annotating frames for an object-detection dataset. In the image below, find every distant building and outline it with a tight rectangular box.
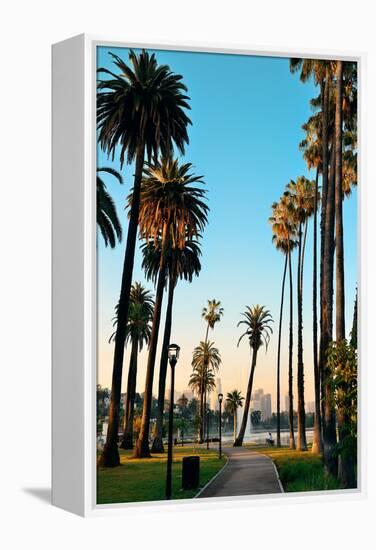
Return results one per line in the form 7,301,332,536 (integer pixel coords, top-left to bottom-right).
262,393,272,420
181,389,193,401
285,394,289,413
210,377,222,411
250,388,272,421
306,401,315,414
165,389,179,403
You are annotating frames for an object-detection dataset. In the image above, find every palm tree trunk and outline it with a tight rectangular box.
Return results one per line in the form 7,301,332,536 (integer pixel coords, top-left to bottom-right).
234,410,237,443
321,143,338,477
335,60,345,344
312,167,323,454
319,72,329,430
334,61,353,487
297,222,307,451
288,248,296,449
151,275,176,453
134,225,169,458
276,254,288,447
120,339,138,449
234,348,257,447
200,323,210,442
98,141,145,467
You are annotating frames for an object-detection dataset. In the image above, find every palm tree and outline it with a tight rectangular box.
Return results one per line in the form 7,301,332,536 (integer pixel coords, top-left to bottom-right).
97,50,191,467
191,341,222,380
141,238,202,453
189,365,216,401
97,167,123,248
234,305,273,447
270,233,289,448
200,299,224,441
285,177,315,451
290,58,340,473
133,158,208,458
108,283,154,449
226,390,244,443
299,113,323,454
190,341,221,435
202,300,224,343
270,198,297,449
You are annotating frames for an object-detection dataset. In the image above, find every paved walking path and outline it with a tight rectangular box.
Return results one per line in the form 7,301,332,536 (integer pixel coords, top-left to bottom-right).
198,446,283,498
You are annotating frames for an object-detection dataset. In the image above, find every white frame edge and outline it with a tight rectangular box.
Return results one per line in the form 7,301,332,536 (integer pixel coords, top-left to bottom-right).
52,34,366,517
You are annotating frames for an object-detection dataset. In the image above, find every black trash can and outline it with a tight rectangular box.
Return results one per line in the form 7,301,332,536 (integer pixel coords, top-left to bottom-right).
182,456,200,490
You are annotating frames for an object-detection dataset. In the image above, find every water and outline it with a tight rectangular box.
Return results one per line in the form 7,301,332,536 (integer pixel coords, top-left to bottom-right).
221,427,314,446
97,421,314,448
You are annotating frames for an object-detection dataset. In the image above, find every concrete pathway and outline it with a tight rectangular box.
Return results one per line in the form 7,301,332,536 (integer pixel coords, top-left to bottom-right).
198,446,283,498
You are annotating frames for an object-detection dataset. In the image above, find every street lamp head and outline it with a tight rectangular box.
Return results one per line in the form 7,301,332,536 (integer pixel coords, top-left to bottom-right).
168,343,180,363
218,393,223,404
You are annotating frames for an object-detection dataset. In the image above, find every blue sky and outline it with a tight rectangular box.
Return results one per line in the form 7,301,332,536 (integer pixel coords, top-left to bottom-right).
97,46,357,410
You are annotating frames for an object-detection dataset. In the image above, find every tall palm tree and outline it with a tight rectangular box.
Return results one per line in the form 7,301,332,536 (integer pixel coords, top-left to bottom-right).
270,198,297,449
234,305,273,447
133,158,208,458
97,167,123,248
108,283,154,449
290,58,340,472
202,300,224,343
298,112,323,454
200,299,224,441
285,177,315,451
97,50,191,467
141,238,202,453
226,390,244,443
270,233,289,448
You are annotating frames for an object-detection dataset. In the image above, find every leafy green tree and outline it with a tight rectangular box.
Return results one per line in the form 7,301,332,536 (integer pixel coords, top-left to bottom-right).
251,410,261,426
327,339,357,488
97,49,191,467
234,305,273,447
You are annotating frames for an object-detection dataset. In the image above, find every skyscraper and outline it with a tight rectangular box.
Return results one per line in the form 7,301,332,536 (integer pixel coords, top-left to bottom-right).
250,388,272,420
210,377,222,411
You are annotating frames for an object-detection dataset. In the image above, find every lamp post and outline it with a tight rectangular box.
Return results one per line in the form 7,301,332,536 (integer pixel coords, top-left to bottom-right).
206,408,210,450
166,343,180,500
218,393,223,459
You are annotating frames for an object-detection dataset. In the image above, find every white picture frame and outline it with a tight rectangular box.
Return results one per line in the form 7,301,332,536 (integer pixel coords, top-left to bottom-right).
52,34,366,517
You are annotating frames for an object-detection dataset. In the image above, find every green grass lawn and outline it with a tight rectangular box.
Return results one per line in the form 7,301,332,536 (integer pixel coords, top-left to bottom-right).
97,445,226,505
248,445,342,492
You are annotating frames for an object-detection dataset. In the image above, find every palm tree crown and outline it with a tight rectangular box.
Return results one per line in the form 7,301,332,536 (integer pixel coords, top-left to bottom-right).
226,390,244,414
189,366,216,396
141,237,202,287
109,282,154,350
191,341,222,373
97,167,123,248
202,299,224,330
238,305,274,351
97,50,191,165
132,157,209,248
